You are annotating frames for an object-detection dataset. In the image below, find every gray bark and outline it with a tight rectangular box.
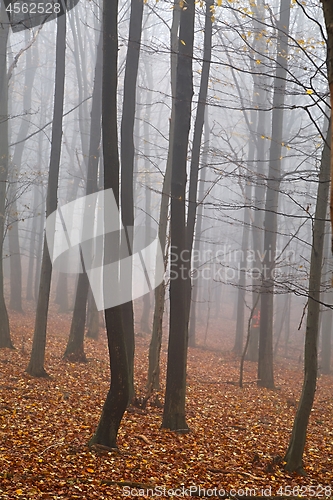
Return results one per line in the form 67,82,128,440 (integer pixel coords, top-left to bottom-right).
162,0,195,431
0,7,12,349
26,12,66,377
258,0,290,388
285,124,331,473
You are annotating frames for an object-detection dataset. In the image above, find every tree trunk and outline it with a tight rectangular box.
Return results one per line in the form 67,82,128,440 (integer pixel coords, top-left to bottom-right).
86,290,100,340
63,31,102,362
162,0,195,431
185,0,212,347
120,0,144,403
34,190,45,302
247,0,269,363
188,118,209,346
258,0,290,389
0,8,13,349
233,127,254,354
89,0,129,448
284,124,331,473
8,34,37,312
320,227,332,374
322,0,333,249
26,185,39,301
140,55,153,335
26,12,66,377
147,0,180,392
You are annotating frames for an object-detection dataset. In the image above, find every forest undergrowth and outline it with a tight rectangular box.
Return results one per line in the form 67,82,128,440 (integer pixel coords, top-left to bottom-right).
0,302,333,499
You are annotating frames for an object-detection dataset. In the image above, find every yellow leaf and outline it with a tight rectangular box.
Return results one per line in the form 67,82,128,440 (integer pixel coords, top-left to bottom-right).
16,490,23,495
256,59,261,64
306,89,313,94
217,0,222,5
87,468,94,473
180,39,186,45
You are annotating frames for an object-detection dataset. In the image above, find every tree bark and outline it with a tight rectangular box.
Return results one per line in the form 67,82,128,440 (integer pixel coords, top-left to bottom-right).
140,61,153,334
8,33,37,312
26,12,66,376
162,0,195,431
258,0,290,389
147,0,180,392
284,124,331,473
86,290,100,340
322,0,333,251
120,0,144,403
26,185,40,301
320,228,332,374
185,0,212,348
188,118,209,346
0,7,13,349
89,0,129,449
63,31,102,362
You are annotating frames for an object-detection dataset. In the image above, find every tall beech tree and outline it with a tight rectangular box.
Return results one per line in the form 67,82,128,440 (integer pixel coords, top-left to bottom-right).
89,0,129,449
63,32,103,362
147,0,180,393
8,34,37,313
0,4,12,349
26,11,66,377
186,0,212,348
284,122,331,474
258,0,290,389
120,0,144,403
162,0,195,431
322,1,333,249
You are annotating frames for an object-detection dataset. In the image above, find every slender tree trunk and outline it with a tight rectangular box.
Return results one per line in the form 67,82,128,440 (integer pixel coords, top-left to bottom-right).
147,0,180,392
140,64,152,334
188,119,209,346
258,0,290,389
284,124,331,474
89,0,129,448
284,293,291,357
185,0,212,347
34,191,45,302
26,185,40,300
320,306,332,375
8,34,37,312
120,0,144,403
162,0,195,431
247,0,269,363
320,225,332,374
63,32,102,362
233,136,254,354
26,12,66,377
0,9,13,349
86,290,100,340
322,1,333,249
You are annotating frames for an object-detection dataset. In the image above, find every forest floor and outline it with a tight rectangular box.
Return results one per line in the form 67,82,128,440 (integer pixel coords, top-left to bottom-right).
0,302,333,499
